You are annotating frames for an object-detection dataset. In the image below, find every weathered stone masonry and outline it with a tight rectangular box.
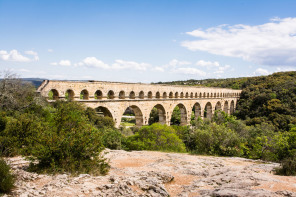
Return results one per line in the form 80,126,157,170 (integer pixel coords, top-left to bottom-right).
37,80,242,127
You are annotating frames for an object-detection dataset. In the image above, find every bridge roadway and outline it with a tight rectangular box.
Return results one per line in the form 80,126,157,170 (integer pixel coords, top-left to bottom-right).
37,80,242,127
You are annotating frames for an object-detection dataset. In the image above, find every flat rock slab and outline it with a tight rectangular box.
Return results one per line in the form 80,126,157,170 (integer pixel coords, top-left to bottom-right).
4,150,296,197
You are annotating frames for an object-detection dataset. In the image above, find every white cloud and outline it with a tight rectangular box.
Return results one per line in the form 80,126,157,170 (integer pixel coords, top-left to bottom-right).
25,50,39,61
76,57,109,69
196,60,220,67
153,66,165,72
0,50,32,62
214,65,231,74
254,68,270,76
48,49,53,53
182,17,296,67
51,60,71,66
112,60,150,71
172,67,206,76
167,59,191,67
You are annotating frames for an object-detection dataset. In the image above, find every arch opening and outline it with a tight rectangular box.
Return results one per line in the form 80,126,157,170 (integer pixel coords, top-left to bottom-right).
185,92,189,98
96,106,113,118
192,102,202,121
175,92,179,98
107,90,115,99
204,102,212,119
120,105,143,127
119,91,125,99
129,91,135,99
223,101,229,114
169,92,173,98
148,91,152,99
156,92,160,99
95,90,103,100
65,89,74,101
80,89,89,100
48,89,59,100
170,104,188,126
215,101,222,111
148,104,166,125
180,92,184,98
230,100,235,114
139,91,144,99
163,92,167,99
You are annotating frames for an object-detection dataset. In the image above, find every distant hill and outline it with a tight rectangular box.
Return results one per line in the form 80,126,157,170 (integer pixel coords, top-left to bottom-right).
22,78,46,87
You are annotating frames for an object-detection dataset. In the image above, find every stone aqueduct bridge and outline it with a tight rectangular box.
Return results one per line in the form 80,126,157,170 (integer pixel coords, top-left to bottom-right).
37,80,242,127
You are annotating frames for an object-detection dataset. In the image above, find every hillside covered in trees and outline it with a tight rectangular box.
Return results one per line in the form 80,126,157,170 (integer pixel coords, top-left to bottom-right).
157,71,296,131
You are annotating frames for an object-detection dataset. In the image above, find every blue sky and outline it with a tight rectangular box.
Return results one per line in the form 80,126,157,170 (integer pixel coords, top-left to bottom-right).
1,0,296,82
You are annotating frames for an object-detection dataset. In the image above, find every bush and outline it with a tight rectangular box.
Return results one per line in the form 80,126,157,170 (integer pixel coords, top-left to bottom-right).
190,123,243,156
276,152,296,176
27,102,109,175
101,128,125,150
126,123,186,152
0,158,14,193
85,107,114,128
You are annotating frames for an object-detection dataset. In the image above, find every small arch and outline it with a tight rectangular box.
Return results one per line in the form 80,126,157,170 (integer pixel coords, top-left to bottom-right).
195,93,198,98
95,90,103,100
139,91,144,99
211,93,213,98
107,90,115,99
180,92,184,98
163,92,167,99
149,104,166,125
214,93,216,98
156,91,160,99
80,89,89,100
65,89,74,101
48,89,59,100
175,92,179,98
119,91,125,99
185,92,189,98
217,93,220,97
203,92,206,98
207,93,210,98
199,93,202,98
96,106,113,118
169,92,173,98
230,100,235,114
204,102,212,119
129,91,136,99
224,101,229,114
148,91,153,99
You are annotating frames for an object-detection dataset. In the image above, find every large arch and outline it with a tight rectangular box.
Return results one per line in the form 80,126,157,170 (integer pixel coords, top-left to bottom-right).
204,102,212,119
230,100,235,114
65,89,74,101
120,105,143,127
215,101,222,111
223,101,229,114
193,102,202,120
149,104,166,125
80,89,89,100
96,106,113,118
170,103,187,126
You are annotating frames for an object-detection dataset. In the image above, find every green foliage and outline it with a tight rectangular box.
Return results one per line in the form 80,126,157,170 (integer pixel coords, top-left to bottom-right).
0,158,14,193
170,106,181,125
126,123,186,152
85,107,115,129
101,128,125,150
27,102,109,175
148,107,159,125
276,151,296,176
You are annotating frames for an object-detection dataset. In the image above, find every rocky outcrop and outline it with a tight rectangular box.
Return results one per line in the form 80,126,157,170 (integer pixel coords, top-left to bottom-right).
3,150,296,196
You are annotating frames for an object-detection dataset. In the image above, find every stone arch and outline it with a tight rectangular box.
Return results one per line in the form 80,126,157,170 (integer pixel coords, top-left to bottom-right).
96,106,113,118
214,93,216,98
65,89,74,101
180,92,184,98
185,92,189,98
107,90,115,99
163,92,167,99
217,93,219,97
203,92,206,98
193,102,202,120
148,91,153,99
230,100,235,114
119,91,125,99
175,92,179,98
139,91,144,99
223,101,229,114
95,90,103,100
49,89,59,100
204,102,212,119
199,92,202,98
149,104,166,125
121,105,143,126
169,92,173,98
215,101,222,111
171,103,188,126
211,93,213,98
207,93,210,98
195,93,198,98
80,89,89,100
129,91,135,99
156,91,160,99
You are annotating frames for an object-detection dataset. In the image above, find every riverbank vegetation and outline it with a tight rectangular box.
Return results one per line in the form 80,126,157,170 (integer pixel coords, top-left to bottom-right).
1,71,296,193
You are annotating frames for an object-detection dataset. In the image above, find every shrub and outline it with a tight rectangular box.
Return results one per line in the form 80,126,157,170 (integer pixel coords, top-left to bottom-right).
85,107,114,128
190,123,243,156
126,123,186,152
276,152,296,176
0,158,14,193
101,128,125,150
27,102,109,175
